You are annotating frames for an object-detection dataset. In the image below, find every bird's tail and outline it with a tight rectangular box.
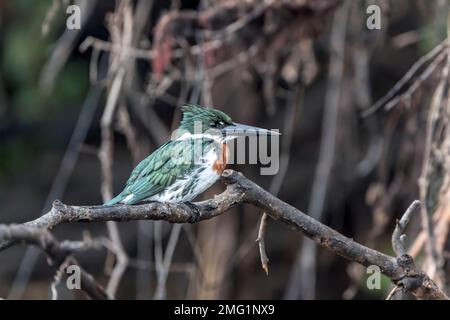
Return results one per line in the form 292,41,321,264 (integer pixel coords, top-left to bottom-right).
103,193,124,206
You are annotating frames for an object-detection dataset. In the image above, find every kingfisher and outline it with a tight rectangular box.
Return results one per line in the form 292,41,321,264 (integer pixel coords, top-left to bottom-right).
104,104,279,206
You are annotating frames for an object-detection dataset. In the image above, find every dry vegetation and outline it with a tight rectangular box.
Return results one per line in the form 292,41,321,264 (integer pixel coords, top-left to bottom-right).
0,0,450,300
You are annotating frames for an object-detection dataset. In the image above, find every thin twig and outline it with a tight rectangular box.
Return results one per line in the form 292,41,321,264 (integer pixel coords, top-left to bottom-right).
386,285,402,300
361,39,448,117
417,37,450,286
0,226,110,300
392,200,421,257
40,0,96,91
256,86,302,275
98,1,136,297
388,200,421,300
154,224,182,299
99,65,129,297
256,214,269,275
51,258,71,300
383,49,448,112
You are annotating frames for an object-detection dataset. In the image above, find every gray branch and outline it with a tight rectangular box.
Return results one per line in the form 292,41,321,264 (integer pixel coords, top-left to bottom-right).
0,225,110,300
0,170,447,300
392,200,422,257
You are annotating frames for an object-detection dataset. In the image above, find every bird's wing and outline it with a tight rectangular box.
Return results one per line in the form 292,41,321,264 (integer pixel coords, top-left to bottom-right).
106,139,198,205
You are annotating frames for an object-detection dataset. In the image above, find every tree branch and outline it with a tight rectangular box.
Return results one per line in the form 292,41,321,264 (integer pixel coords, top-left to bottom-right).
0,170,447,300
392,200,422,257
0,225,110,300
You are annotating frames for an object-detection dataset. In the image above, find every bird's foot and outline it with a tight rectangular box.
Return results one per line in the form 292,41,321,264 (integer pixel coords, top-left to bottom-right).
183,201,201,223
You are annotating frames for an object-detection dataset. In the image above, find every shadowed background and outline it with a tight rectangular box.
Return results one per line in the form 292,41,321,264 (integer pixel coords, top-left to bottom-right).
0,0,449,299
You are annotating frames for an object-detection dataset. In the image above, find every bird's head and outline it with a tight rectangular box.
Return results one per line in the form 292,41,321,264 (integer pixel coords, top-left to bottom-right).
179,104,280,140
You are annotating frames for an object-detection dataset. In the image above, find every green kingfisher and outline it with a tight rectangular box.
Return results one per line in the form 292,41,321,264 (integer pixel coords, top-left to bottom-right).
104,104,280,206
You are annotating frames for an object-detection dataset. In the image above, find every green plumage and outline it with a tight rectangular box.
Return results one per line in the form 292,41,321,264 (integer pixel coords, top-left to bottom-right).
105,139,197,205
104,104,234,205
179,104,232,133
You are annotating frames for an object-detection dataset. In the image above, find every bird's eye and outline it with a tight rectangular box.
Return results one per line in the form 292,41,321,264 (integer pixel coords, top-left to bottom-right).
210,121,225,128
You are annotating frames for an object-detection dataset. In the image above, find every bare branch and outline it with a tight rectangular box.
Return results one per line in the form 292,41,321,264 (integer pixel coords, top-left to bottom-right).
40,0,96,91
257,86,303,275
361,39,448,117
392,200,421,257
154,224,182,299
256,214,269,275
0,225,110,300
386,285,402,300
0,170,447,300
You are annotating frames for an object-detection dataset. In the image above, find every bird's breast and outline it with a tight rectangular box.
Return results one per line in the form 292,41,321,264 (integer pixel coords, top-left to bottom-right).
212,143,229,174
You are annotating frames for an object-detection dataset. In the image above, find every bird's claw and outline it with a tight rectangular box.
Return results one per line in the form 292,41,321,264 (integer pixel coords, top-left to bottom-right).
184,201,201,223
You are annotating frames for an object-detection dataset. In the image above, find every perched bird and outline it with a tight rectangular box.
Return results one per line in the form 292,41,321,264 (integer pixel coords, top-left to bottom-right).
104,104,279,206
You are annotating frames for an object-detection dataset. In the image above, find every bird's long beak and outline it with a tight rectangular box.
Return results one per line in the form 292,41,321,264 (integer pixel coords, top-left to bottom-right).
221,122,281,137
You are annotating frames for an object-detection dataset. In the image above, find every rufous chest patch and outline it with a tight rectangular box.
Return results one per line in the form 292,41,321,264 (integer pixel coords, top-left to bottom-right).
212,143,229,174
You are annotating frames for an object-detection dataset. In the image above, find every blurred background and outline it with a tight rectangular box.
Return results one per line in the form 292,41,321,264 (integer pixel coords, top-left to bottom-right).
0,0,450,299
